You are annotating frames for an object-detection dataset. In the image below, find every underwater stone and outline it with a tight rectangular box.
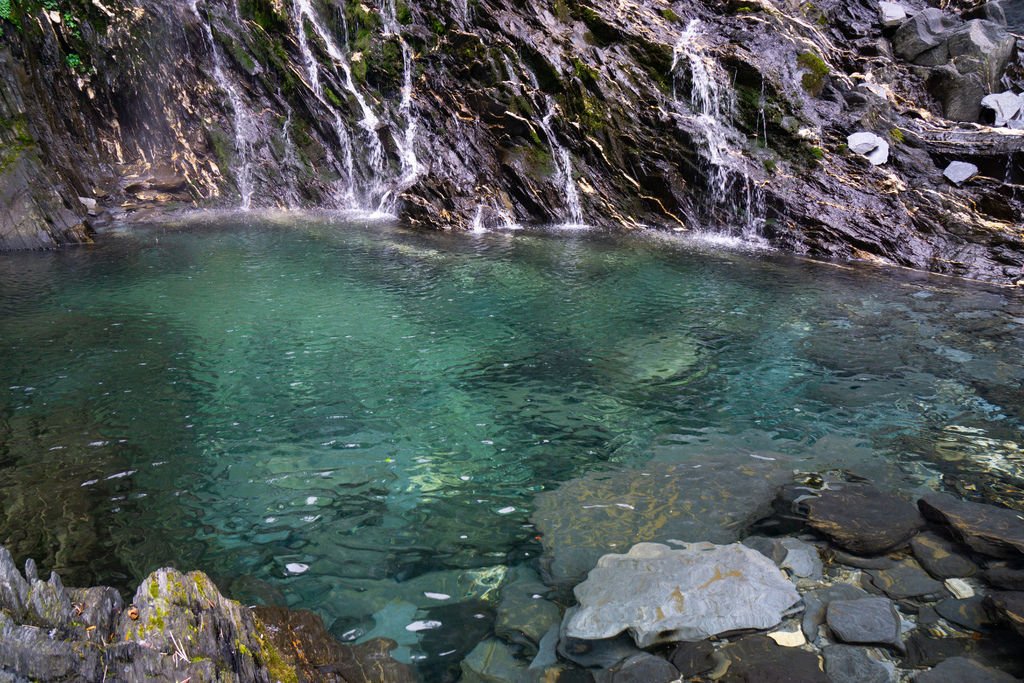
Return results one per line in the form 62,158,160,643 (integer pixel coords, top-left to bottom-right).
532,458,792,589
910,531,979,578
593,652,680,683
984,591,1024,637
826,597,903,652
823,644,894,683
936,596,995,632
565,542,800,648
716,635,828,682
866,560,948,600
846,132,890,165
459,639,528,683
915,656,1018,683
494,568,560,654
802,584,871,641
919,493,1024,559
802,482,922,555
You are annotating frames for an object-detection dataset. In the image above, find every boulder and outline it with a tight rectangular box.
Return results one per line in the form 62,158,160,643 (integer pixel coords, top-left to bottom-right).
982,91,1023,127
943,161,980,185
984,566,1024,590
930,64,989,121
910,531,979,578
826,597,903,652
716,635,828,683
846,132,891,166
532,458,791,589
919,493,1024,559
891,8,960,62
946,20,1016,87
802,584,871,641
915,656,1018,683
565,542,800,648
879,2,908,29
801,482,923,555
936,596,996,632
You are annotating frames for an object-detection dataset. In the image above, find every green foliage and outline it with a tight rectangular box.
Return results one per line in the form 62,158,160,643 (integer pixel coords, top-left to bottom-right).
763,157,777,173
660,8,680,23
552,0,570,22
0,0,11,20
796,51,829,96
809,146,824,160
65,52,82,70
572,58,599,88
429,16,445,34
395,0,412,25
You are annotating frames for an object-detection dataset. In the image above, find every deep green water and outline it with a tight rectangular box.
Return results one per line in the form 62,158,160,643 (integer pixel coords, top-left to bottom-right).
2,213,1023,671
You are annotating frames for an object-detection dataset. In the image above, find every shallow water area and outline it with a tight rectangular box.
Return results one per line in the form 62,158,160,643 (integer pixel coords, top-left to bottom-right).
1,213,1023,678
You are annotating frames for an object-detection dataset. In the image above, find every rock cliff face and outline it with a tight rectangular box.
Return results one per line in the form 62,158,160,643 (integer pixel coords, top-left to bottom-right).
0,0,1021,283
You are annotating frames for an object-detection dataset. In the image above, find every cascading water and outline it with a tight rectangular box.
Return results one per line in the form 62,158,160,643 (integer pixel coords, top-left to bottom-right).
378,1,422,213
672,19,764,239
191,0,256,210
293,0,386,207
505,57,585,227
538,99,585,227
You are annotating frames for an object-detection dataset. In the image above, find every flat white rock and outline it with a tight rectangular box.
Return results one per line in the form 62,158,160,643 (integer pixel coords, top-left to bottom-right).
565,542,801,648
879,2,908,28
847,132,890,165
981,91,1023,127
943,161,979,185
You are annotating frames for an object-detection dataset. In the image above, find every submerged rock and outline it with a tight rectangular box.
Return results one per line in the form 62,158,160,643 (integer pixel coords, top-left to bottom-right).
822,644,894,683
910,531,979,578
826,597,904,652
565,542,800,648
915,656,1018,683
984,591,1024,638
801,482,923,555
533,458,791,589
716,635,828,683
919,493,1024,559
592,652,680,683
865,561,948,600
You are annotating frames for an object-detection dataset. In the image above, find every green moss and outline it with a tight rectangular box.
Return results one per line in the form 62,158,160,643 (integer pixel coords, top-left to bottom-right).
796,51,829,96
763,158,777,173
253,618,299,683
660,8,681,23
809,146,824,160
553,0,570,22
890,127,905,144
395,0,412,24
430,17,445,34
572,58,599,88
149,580,160,600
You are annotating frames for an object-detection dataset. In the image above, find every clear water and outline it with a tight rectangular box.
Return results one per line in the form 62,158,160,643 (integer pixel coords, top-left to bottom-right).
2,213,1023,674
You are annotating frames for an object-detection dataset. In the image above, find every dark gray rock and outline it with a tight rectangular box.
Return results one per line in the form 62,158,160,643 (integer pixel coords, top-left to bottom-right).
802,584,871,641
529,625,560,672
831,550,896,570
910,532,979,578
24,573,72,630
801,483,924,555
0,616,104,682
558,613,641,670
822,645,894,683
66,586,124,640
0,547,30,621
717,635,828,683
984,591,1024,637
866,561,948,600
592,653,679,683
892,8,961,61
914,656,1018,683
494,566,560,654
936,596,996,632
943,161,980,186
744,536,822,578
945,20,1016,87
919,493,1024,559
460,638,528,683
667,640,716,678
826,597,904,652
984,566,1024,590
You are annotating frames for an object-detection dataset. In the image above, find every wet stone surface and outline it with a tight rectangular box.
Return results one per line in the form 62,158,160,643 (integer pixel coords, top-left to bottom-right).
826,597,904,652
801,483,924,556
919,493,1024,559
910,531,980,579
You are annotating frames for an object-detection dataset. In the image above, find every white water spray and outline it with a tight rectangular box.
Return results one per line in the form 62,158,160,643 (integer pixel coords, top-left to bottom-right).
191,0,256,210
538,98,585,227
672,19,764,238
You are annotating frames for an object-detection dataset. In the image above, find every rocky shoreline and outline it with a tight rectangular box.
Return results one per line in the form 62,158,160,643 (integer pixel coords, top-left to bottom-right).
5,471,1024,682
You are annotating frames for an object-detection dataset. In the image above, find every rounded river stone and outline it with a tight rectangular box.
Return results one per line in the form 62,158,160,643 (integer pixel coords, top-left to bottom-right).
826,597,903,651
910,531,979,579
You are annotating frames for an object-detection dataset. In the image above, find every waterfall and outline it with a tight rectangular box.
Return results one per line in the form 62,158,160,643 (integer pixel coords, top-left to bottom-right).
538,99,585,227
280,103,302,208
378,1,422,213
505,57,586,227
672,19,764,238
293,0,385,206
191,0,256,210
